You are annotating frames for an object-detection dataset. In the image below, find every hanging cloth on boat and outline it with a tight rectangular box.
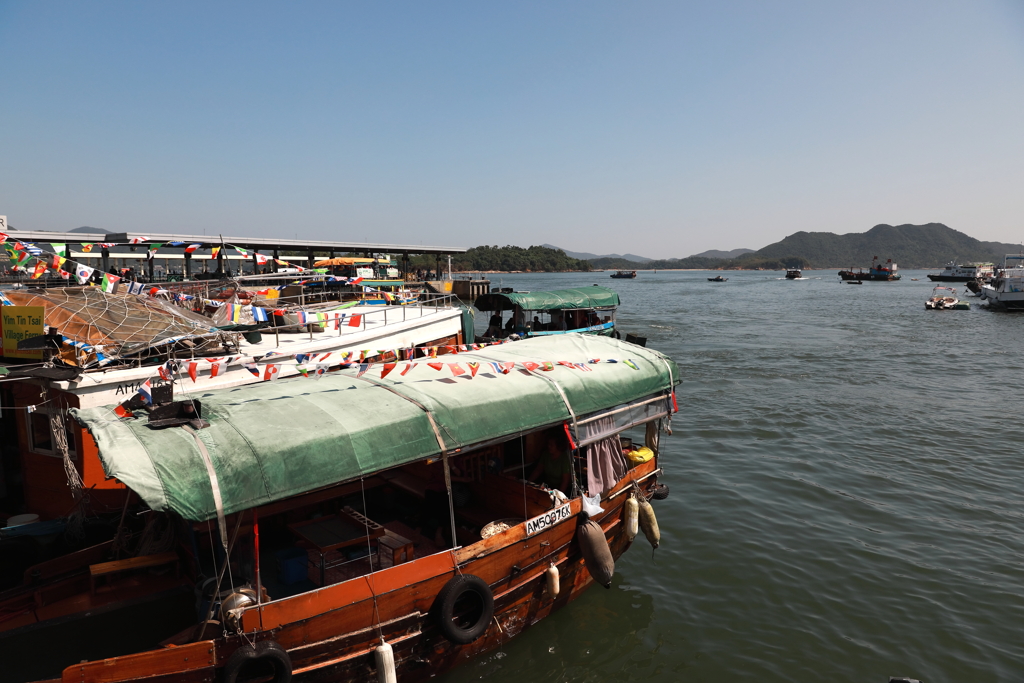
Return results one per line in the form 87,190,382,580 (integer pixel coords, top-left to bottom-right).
582,416,628,496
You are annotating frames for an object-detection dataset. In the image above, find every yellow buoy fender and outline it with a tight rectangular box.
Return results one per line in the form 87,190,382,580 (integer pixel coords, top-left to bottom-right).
374,640,397,683
624,497,639,541
638,499,660,550
545,564,560,599
577,514,615,588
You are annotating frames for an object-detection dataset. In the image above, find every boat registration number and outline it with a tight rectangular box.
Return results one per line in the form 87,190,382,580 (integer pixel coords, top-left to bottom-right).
525,502,573,537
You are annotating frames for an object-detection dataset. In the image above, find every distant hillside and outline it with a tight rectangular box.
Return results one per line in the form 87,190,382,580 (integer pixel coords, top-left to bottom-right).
752,223,1019,268
411,245,591,272
543,244,652,263
586,223,1015,271
689,248,755,259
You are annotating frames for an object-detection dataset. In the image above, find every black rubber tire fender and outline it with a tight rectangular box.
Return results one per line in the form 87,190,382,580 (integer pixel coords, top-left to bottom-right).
433,574,494,645
223,640,292,683
613,329,621,340
651,483,670,500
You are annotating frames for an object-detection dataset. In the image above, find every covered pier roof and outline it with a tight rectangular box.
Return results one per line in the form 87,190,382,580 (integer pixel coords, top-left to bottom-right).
2,230,467,256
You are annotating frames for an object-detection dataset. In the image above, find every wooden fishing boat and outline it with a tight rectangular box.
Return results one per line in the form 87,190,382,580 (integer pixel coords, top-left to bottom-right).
5,334,677,683
475,286,620,339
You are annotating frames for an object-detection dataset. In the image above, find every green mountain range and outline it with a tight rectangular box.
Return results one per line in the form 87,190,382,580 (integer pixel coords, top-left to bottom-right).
590,223,1022,270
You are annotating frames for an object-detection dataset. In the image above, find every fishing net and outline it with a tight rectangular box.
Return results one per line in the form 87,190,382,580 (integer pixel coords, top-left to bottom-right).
4,287,219,365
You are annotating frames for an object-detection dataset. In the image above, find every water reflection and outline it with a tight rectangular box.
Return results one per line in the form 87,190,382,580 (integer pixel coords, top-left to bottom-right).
441,572,657,683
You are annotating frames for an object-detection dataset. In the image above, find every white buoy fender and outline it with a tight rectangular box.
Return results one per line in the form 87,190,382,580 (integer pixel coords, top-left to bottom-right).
638,499,660,550
577,515,615,588
545,564,560,599
624,497,639,541
375,640,397,683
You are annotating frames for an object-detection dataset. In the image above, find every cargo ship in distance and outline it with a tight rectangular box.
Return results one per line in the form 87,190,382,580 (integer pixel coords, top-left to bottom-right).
838,256,901,281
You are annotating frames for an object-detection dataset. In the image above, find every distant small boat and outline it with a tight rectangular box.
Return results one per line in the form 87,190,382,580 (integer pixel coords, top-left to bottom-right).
610,270,637,279
846,280,863,285
785,269,802,279
708,275,727,282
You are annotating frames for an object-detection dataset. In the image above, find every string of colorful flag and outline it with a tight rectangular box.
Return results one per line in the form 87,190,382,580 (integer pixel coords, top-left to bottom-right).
0,235,319,290
121,345,647,411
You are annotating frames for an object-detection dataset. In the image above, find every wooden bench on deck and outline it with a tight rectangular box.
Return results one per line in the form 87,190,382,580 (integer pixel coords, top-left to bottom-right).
89,552,180,594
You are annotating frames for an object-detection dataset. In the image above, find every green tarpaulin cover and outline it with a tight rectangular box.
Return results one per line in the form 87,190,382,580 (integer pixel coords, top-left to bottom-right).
475,286,620,312
72,335,678,521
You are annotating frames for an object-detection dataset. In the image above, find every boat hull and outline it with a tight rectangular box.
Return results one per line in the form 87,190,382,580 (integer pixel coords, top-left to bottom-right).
838,271,900,281
53,462,660,683
926,274,980,282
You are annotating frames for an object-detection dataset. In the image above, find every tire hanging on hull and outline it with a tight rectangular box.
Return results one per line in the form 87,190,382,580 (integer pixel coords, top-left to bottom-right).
433,574,495,645
223,641,292,683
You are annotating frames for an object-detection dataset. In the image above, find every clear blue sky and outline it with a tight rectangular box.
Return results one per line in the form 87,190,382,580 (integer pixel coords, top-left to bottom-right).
2,1,1023,257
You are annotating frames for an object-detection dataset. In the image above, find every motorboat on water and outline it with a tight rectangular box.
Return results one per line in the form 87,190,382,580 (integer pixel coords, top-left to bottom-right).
785,270,802,279
609,270,637,279
475,285,620,340
927,261,994,282
979,255,1024,309
925,286,969,310
707,275,727,282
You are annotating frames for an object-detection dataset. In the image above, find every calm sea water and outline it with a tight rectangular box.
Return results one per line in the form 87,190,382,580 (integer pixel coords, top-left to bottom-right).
446,270,1024,683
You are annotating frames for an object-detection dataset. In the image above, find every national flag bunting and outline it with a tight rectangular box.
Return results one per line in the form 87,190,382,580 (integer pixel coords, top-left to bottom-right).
101,273,120,293
138,379,153,404
185,244,202,253
263,364,280,381
208,358,227,377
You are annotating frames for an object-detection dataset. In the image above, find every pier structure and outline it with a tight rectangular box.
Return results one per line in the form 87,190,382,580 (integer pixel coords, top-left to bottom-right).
0,229,467,284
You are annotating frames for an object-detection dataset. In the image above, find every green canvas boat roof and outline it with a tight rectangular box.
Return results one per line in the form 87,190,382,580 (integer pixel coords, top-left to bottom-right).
71,335,678,522
475,286,620,312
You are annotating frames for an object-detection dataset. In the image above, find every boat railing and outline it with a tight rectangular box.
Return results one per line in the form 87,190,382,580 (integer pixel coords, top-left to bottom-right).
257,292,459,342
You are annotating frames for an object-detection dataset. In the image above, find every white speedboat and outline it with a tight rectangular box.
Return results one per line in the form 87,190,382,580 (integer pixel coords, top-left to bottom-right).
927,261,994,282
979,255,1024,310
925,286,969,310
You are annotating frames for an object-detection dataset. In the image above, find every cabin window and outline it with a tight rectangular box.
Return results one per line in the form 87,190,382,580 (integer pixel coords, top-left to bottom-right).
25,407,78,459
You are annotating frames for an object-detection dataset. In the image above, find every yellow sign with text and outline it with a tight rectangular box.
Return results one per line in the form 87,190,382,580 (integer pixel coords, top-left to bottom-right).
1,306,45,360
